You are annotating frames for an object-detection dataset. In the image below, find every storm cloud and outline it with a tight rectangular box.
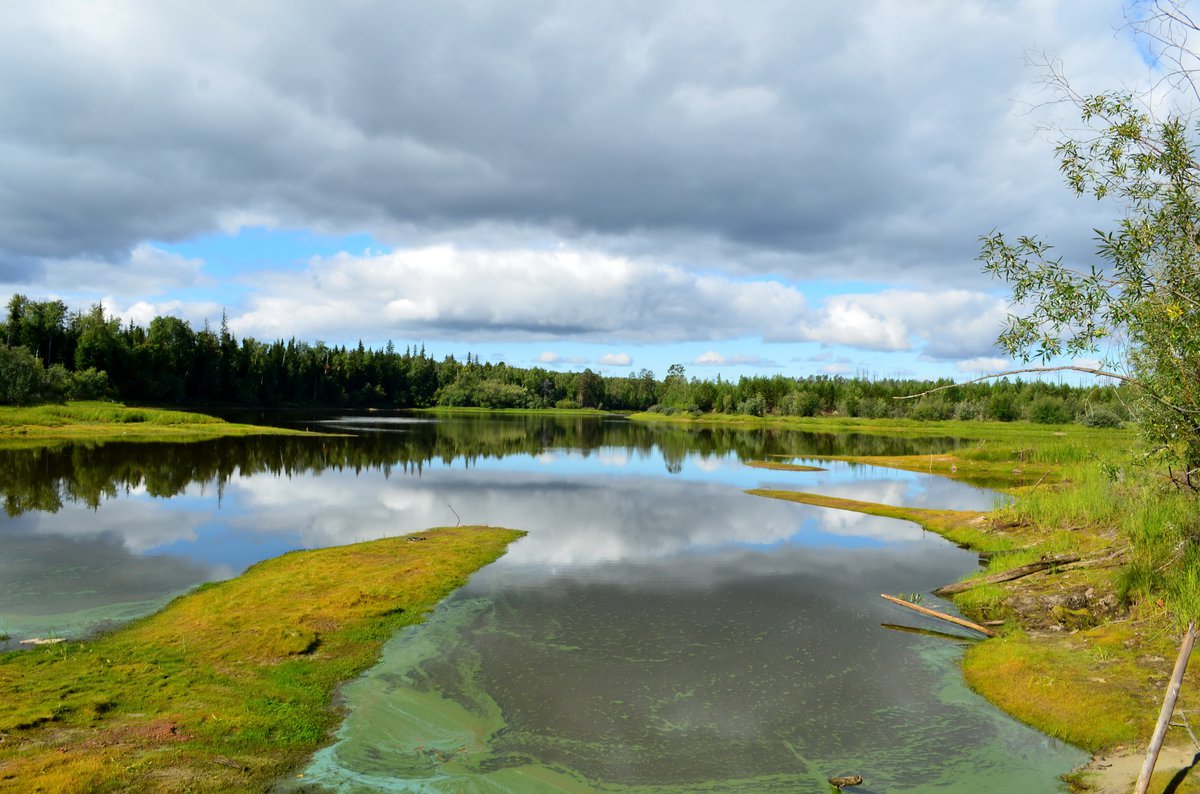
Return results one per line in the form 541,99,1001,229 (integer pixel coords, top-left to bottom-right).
0,1,1148,284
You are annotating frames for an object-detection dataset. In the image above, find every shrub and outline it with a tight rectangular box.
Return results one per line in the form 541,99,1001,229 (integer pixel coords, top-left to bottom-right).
735,395,765,416
988,393,1019,422
780,391,820,417
1028,397,1072,424
70,368,115,401
1080,407,1125,428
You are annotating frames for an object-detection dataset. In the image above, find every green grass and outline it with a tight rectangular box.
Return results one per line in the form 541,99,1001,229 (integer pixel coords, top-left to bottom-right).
0,526,525,792
961,625,1156,751
0,401,317,448
744,460,826,472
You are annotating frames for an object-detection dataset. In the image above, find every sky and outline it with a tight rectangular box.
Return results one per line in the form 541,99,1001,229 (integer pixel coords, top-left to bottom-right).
0,1,1177,382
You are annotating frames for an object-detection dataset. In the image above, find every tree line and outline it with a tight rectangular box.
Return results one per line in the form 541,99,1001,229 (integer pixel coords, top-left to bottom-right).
2,294,1127,424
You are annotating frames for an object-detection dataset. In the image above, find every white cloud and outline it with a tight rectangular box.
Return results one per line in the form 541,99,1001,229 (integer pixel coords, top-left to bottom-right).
44,244,209,296
598,352,632,366
537,351,587,366
800,290,1008,359
229,245,814,343
692,351,779,367
956,356,1010,374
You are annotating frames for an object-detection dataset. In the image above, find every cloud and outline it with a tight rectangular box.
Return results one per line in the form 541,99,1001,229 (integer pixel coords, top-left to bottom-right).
0,1,1151,289
40,245,208,297
598,352,632,366
198,243,1018,363
956,356,1010,374
692,351,780,367
800,290,1008,359
536,351,587,366
228,245,814,343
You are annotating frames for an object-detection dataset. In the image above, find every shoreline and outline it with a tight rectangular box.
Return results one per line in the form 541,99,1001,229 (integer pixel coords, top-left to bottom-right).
748,451,1196,793
0,525,525,792
0,401,324,449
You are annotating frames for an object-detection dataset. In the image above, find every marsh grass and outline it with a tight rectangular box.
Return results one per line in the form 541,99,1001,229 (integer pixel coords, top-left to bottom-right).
0,525,524,792
0,401,316,447
962,625,1158,751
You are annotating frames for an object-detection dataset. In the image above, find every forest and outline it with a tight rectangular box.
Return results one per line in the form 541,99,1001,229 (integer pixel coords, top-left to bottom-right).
2,294,1127,425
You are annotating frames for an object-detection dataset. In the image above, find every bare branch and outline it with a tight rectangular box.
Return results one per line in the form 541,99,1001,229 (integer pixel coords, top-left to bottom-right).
892,366,1133,401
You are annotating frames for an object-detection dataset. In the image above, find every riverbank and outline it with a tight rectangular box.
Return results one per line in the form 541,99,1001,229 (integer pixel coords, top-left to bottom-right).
0,525,524,792
743,420,1200,793
0,401,319,448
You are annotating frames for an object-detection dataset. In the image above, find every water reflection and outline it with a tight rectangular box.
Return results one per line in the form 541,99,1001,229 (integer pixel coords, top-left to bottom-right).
0,414,1085,791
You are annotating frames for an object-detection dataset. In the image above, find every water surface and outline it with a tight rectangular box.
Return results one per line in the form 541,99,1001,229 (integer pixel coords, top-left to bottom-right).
0,414,1084,790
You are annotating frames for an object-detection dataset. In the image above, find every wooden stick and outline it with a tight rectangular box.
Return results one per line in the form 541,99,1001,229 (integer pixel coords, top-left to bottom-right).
1135,621,1197,794
880,594,996,637
881,623,981,643
932,554,1081,596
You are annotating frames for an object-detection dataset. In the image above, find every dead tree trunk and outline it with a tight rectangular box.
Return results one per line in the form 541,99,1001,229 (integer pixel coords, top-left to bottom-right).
1135,622,1197,794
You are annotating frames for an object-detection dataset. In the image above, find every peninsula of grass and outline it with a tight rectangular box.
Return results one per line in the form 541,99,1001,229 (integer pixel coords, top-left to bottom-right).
743,460,826,473
0,401,318,448
414,406,615,417
0,525,524,793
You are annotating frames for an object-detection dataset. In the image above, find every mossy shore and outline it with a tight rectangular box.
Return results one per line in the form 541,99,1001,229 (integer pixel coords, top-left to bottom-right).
749,440,1200,794
0,526,524,793
0,402,318,449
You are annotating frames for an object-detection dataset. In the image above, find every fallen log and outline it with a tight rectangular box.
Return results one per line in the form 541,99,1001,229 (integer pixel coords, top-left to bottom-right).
880,594,996,637
932,553,1080,596
1056,546,1129,573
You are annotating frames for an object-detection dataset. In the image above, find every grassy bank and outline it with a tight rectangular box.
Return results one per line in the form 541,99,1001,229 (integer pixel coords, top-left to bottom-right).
0,526,524,792
743,421,1200,792
0,402,318,448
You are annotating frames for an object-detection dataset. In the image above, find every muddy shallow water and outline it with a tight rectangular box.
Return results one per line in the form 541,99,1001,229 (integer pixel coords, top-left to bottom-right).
0,414,1086,791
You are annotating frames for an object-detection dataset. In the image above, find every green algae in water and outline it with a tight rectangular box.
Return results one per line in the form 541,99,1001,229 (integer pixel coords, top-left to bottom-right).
300,547,1088,793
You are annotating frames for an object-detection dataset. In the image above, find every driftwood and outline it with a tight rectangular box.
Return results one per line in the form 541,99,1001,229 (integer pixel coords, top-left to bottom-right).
1135,622,1197,794
932,554,1081,596
880,594,996,637
881,623,980,643
18,637,65,646
1056,546,1130,573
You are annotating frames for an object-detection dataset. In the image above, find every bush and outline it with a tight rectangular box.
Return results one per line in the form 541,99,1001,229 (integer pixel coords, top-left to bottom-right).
735,395,765,416
0,345,69,404
1028,397,1072,424
555,398,581,410
1080,407,1125,428
908,397,953,421
954,400,985,421
70,367,115,400
780,390,820,417
987,393,1019,422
